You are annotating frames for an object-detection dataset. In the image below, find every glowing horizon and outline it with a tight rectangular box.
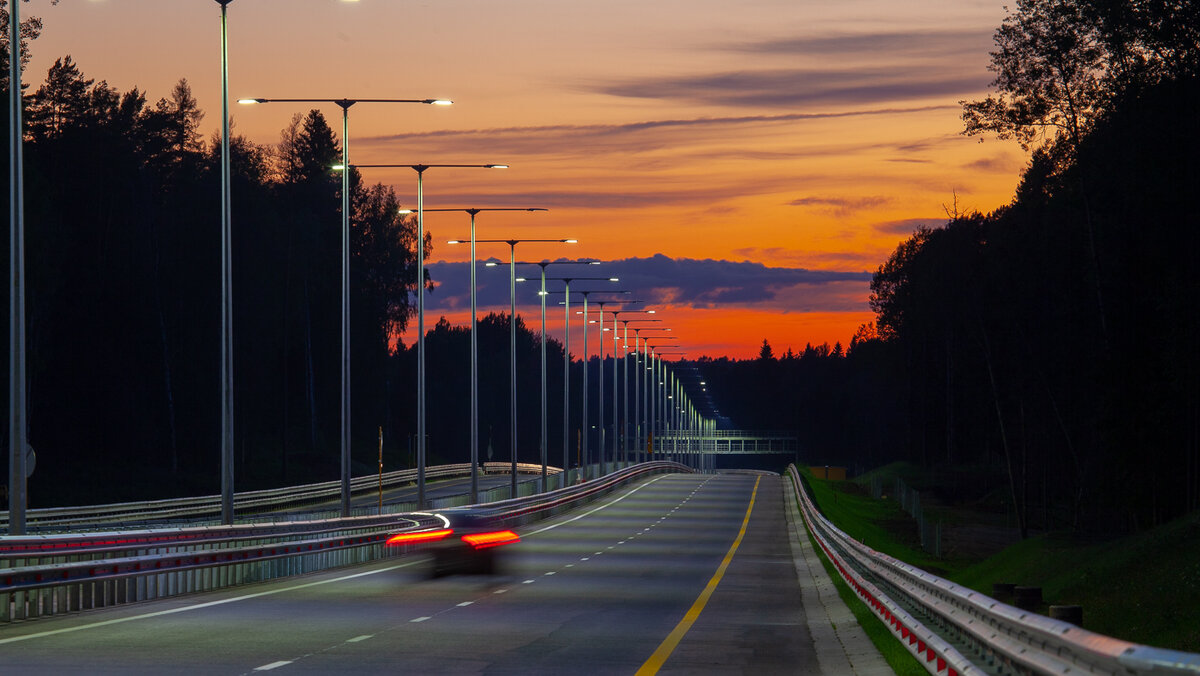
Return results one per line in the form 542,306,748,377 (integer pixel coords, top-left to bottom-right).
24,0,1024,358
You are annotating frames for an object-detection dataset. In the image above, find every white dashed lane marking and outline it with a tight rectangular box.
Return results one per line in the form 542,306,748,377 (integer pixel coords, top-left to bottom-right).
246,474,718,673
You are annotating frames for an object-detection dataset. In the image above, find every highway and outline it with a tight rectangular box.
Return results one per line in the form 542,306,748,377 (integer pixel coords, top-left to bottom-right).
0,473,884,674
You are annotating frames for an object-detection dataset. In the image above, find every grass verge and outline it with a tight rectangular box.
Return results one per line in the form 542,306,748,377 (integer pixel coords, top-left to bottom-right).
951,512,1200,650
802,467,948,573
803,466,1200,653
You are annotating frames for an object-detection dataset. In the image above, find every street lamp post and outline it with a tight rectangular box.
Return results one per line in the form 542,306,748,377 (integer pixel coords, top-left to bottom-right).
589,299,626,475
621,318,662,460
351,164,507,508
579,292,591,478
644,339,678,458
473,239,576,498
596,304,629,470
582,295,635,475
593,302,606,476
217,0,234,526
640,334,677,457
238,98,450,517
520,260,600,491
594,302,636,472
574,289,627,478
611,310,655,463
543,278,617,483
8,0,28,534
657,352,688,462
430,207,546,502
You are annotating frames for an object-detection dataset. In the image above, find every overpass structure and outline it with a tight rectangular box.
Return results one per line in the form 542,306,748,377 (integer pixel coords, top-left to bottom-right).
654,429,799,455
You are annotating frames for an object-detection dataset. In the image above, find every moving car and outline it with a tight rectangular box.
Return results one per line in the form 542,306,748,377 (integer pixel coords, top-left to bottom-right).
386,510,519,577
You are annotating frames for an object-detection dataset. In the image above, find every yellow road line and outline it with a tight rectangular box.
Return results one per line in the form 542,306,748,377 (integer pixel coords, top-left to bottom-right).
636,476,761,675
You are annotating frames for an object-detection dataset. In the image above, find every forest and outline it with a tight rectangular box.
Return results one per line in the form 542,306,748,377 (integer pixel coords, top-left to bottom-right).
700,0,1200,536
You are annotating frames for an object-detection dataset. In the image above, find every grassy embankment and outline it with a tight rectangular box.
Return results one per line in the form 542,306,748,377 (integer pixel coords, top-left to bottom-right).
801,464,1200,653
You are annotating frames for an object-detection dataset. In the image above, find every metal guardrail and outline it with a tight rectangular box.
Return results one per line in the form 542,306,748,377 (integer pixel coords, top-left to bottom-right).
1,462,559,532
0,461,685,624
786,464,1200,675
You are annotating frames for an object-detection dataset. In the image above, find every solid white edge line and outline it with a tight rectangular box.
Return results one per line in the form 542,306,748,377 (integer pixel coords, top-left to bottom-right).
523,474,669,537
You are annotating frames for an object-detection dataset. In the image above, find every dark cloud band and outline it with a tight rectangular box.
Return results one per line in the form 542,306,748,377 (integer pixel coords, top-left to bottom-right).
422,254,872,315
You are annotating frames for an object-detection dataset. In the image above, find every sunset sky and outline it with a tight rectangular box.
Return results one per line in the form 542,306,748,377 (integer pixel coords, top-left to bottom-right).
25,0,1025,359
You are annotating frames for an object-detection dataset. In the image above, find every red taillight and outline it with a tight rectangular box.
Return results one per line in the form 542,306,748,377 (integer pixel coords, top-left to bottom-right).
461,530,520,550
386,529,453,546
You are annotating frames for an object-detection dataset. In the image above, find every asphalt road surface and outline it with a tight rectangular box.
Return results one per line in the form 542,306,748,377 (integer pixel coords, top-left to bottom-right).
0,473,887,674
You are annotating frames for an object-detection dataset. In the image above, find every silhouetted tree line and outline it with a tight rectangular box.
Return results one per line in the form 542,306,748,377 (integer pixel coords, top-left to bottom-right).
694,338,905,476
880,0,1200,535
702,0,1200,536
0,30,614,505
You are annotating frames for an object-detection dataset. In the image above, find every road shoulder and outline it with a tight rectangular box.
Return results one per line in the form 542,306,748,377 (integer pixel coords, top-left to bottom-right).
785,481,894,676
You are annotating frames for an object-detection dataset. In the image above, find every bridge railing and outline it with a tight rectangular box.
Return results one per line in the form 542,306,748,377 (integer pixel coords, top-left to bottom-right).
0,461,687,623
786,464,1200,675
651,431,799,455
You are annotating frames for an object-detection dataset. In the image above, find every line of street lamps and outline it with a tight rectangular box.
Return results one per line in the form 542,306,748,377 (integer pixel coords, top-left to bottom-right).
3,2,716,534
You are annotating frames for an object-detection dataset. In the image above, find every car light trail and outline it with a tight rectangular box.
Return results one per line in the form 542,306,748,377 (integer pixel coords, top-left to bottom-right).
460,530,521,550
385,529,453,546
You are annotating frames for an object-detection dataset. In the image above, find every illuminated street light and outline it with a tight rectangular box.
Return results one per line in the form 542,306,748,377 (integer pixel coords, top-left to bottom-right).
621,317,662,461
643,337,679,459
216,0,234,526
574,290,628,478
657,351,689,462
336,164,506,508
239,98,449,517
515,260,601,491
8,0,28,534
584,296,635,476
543,278,619,482
467,238,575,497
610,308,655,464
427,207,545,501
